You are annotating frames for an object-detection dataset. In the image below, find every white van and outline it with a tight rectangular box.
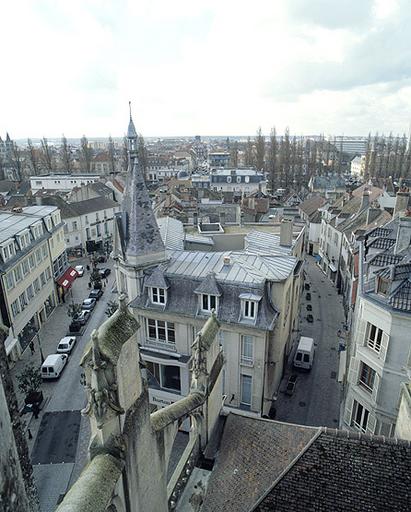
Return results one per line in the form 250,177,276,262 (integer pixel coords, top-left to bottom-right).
293,336,315,370
41,354,68,379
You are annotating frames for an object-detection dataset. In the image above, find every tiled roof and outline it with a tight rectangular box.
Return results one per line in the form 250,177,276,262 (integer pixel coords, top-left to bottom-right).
367,237,395,250
368,252,402,267
254,428,411,512
64,196,119,216
201,414,411,512
389,279,411,311
201,415,318,512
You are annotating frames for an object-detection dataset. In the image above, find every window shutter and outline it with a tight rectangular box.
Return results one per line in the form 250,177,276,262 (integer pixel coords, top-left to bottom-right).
343,395,354,426
366,413,377,434
359,321,369,347
348,357,360,386
371,372,380,402
379,332,389,362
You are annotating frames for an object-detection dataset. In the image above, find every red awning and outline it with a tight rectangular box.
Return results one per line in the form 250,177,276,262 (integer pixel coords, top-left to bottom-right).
57,266,78,289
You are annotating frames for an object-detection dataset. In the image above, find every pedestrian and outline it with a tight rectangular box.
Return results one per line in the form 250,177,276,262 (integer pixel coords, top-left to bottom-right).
103,280,106,288
86,265,90,271
29,341,35,355
28,428,33,440
32,402,39,420
88,282,91,288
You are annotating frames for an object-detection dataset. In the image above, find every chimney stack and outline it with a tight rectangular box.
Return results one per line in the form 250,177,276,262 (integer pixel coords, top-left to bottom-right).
394,190,409,217
280,219,293,247
394,211,411,254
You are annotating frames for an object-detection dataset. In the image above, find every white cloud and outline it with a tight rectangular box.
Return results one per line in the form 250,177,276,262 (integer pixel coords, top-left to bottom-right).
0,0,409,138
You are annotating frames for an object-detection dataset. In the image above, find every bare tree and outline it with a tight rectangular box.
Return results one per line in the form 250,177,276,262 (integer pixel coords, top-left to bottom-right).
267,127,278,193
60,135,73,173
244,137,255,167
122,136,129,172
10,142,24,181
27,139,39,176
0,153,5,180
108,136,116,175
230,140,239,168
40,137,54,172
80,135,93,173
255,127,265,172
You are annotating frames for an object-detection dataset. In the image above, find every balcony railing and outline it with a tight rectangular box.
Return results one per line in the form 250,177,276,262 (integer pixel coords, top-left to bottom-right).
240,356,254,367
145,338,177,352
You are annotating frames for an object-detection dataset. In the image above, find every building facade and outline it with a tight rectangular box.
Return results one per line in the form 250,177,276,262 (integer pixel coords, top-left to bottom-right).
30,174,100,193
343,214,411,436
0,206,66,361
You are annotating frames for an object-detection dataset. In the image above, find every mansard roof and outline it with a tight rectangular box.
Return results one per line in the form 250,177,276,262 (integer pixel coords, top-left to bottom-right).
144,266,170,289
194,273,222,296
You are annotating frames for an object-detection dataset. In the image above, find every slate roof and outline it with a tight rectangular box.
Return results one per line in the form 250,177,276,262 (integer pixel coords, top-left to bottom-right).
194,273,222,296
388,279,411,311
156,216,185,250
62,196,119,217
254,428,411,512
144,266,170,289
244,231,296,256
201,414,411,512
298,195,326,217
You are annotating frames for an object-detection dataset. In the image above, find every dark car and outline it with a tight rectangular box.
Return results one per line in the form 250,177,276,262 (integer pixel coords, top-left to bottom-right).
73,310,90,325
89,288,104,301
285,374,298,396
82,298,96,311
97,255,106,263
99,268,111,278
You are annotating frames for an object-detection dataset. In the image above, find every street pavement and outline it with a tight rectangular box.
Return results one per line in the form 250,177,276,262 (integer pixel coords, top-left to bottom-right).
274,255,346,428
10,257,116,512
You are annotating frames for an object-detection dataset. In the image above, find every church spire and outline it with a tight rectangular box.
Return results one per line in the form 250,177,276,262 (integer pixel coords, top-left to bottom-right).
122,107,166,267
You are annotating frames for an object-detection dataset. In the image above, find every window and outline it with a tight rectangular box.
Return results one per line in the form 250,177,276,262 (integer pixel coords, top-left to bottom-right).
236,176,241,184
45,267,52,281
33,278,40,293
14,265,22,283
227,176,232,183
202,294,217,312
240,374,252,406
377,277,389,295
359,362,376,393
86,228,91,240
147,319,175,344
19,292,27,310
244,300,256,319
27,284,34,300
35,248,42,264
151,287,166,305
22,259,29,276
40,272,46,287
11,299,20,317
72,221,78,231
241,335,254,365
367,323,383,352
29,254,35,269
85,215,89,225
96,224,101,237
42,244,48,258
351,400,369,433
5,272,14,290
146,361,181,392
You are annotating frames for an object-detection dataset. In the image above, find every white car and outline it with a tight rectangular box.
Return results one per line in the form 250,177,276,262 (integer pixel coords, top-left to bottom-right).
57,336,76,354
75,265,84,277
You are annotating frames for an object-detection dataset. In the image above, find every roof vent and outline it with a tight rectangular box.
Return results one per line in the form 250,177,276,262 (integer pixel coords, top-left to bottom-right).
223,255,231,266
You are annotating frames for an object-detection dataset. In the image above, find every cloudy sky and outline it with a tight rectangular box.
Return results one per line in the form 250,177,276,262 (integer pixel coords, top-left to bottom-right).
1,0,410,138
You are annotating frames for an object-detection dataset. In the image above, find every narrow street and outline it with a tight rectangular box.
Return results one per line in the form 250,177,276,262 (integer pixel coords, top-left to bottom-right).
275,255,346,428
11,258,116,512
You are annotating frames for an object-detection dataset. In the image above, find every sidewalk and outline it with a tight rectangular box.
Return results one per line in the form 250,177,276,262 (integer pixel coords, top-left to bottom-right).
10,257,110,452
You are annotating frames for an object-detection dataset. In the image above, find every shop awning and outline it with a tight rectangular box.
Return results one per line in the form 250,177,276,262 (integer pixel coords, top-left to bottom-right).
57,266,78,289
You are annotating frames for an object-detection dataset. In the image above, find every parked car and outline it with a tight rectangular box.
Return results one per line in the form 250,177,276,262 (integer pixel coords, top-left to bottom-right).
57,336,77,354
75,265,85,277
89,288,103,301
82,298,96,311
97,255,106,263
73,310,90,325
285,374,298,396
41,354,68,379
99,268,111,278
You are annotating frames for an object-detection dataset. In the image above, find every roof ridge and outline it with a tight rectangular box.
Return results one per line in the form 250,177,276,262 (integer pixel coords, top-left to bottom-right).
248,426,323,512
320,427,411,447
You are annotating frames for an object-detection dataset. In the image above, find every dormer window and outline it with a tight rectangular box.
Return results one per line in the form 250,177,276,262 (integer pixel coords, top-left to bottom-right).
151,287,166,305
240,293,262,322
377,277,389,296
244,300,256,319
202,294,217,312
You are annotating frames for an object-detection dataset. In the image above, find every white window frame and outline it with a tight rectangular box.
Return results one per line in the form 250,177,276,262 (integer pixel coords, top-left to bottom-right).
366,323,383,352
14,265,22,283
146,318,176,345
240,374,252,407
151,287,166,305
241,335,254,365
358,361,376,393
243,300,257,320
351,400,370,433
11,299,20,317
201,294,217,313
5,272,14,290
